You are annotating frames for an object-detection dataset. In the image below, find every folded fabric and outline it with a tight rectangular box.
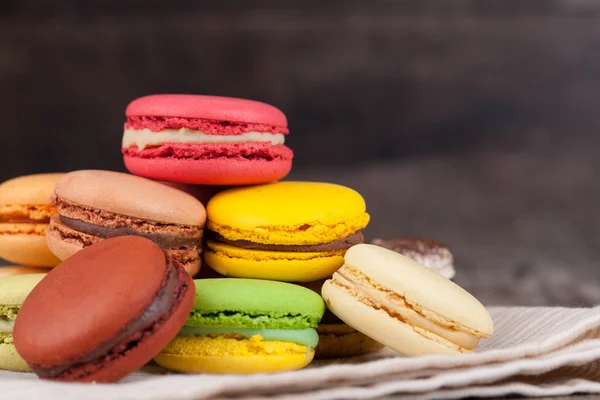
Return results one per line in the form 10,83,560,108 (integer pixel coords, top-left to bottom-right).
2,306,600,400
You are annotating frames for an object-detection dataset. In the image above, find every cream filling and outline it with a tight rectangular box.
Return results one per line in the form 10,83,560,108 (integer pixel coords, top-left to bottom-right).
336,269,480,350
0,318,13,334
122,128,285,150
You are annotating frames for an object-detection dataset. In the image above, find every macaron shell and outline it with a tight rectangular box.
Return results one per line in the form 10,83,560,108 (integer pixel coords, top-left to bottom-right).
0,343,30,372
190,278,324,320
0,173,64,206
54,170,206,226
322,281,461,356
124,155,292,185
44,224,84,261
155,352,313,374
0,233,60,267
126,95,288,127
154,335,313,374
207,182,370,245
0,274,46,304
76,274,195,383
315,323,384,359
0,266,49,278
345,244,493,336
14,237,170,367
204,242,345,282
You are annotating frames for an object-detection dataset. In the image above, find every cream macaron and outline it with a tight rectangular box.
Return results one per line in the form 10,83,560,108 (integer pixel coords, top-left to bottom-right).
322,244,493,356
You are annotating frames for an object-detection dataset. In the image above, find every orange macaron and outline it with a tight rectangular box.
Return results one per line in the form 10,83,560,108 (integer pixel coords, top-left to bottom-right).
0,174,64,267
0,266,49,277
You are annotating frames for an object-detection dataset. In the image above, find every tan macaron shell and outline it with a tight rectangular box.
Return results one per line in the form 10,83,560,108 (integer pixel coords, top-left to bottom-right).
0,174,64,206
54,170,206,226
322,244,493,356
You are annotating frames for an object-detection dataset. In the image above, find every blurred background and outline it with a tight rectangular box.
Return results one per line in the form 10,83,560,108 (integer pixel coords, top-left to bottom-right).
1,1,599,306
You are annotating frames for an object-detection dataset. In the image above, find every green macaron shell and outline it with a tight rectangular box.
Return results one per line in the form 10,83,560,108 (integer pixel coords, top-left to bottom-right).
0,333,30,372
0,274,46,306
0,275,44,372
187,279,325,329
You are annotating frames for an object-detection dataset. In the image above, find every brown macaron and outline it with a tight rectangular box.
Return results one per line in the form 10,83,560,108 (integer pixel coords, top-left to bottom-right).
13,236,195,383
46,170,206,276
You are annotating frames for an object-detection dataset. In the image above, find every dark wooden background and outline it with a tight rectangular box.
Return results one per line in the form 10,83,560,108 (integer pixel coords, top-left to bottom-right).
1,1,600,307
2,1,600,174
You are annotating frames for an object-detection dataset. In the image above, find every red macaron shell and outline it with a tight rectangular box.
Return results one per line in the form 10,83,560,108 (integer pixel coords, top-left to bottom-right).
72,279,194,383
123,142,293,161
126,94,288,128
126,116,288,135
13,236,194,382
124,154,292,185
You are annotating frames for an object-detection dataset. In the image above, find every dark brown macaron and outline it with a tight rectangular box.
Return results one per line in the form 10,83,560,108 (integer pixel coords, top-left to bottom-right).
370,237,455,279
300,279,384,358
45,170,206,276
13,236,195,383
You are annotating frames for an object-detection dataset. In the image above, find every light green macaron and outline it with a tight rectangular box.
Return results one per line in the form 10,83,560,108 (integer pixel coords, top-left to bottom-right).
0,274,46,372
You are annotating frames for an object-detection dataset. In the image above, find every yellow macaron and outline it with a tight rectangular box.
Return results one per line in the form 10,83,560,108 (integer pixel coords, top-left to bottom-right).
204,182,369,282
0,174,64,267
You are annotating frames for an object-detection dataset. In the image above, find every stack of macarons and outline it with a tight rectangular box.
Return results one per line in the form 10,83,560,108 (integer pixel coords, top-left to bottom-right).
0,93,494,383
196,181,386,359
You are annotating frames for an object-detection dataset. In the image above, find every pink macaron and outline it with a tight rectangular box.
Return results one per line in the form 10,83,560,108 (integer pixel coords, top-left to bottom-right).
122,95,293,185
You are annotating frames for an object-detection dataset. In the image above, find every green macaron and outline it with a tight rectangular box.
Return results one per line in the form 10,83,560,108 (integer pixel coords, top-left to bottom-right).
0,274,46,372
154,278,325,374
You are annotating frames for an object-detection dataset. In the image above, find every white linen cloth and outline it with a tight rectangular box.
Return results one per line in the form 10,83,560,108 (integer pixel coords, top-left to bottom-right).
2,306,600,400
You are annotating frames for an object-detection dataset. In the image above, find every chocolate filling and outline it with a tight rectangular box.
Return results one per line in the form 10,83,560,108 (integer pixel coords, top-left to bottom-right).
60,216,202,249
211,231,364,252
32,260,185,380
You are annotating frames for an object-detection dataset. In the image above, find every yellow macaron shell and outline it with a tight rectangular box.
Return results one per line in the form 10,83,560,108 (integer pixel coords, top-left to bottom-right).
154,335,314,374
204,241,345,282
207,182,369,245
